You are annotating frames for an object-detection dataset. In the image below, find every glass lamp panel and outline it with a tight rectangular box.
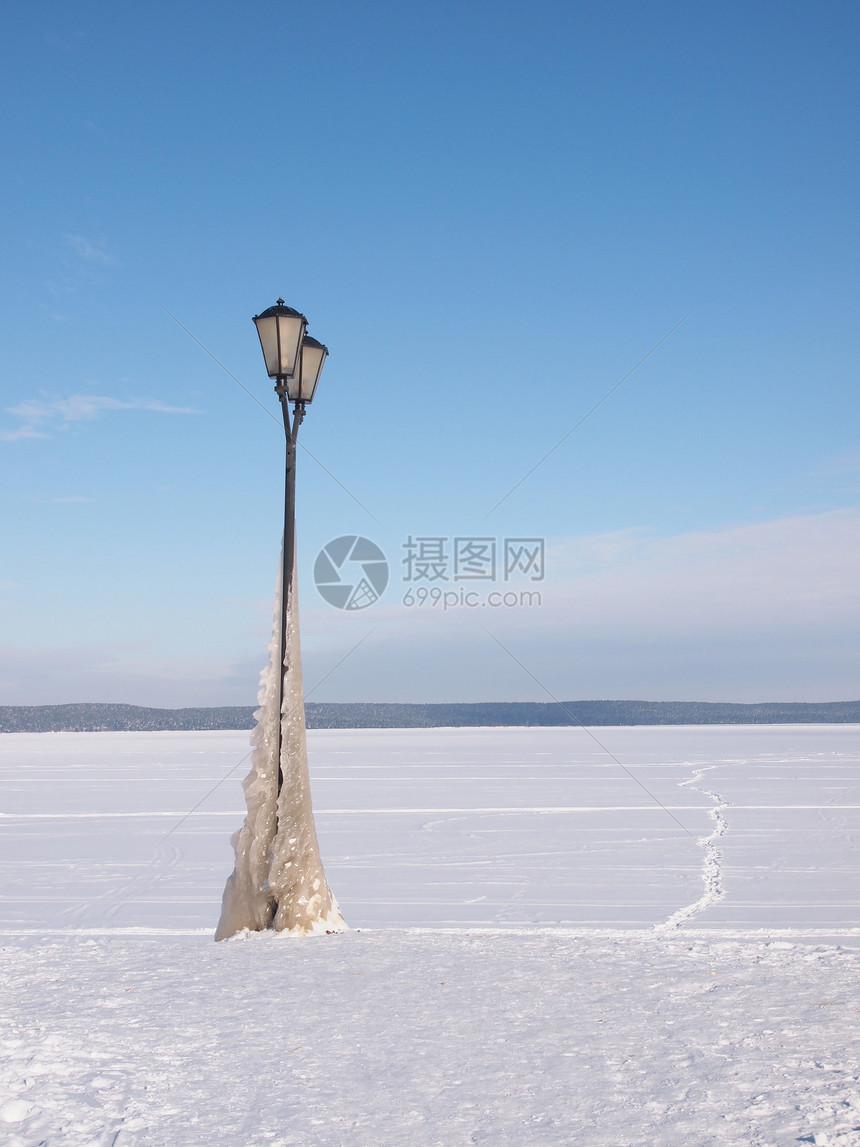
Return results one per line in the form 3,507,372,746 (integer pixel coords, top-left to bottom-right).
252,304,306,378
285,368,302,402
298,336,328,402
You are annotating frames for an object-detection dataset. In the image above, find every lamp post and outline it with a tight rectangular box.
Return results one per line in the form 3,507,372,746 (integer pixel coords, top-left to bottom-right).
252,300,328,799
215,299,343,939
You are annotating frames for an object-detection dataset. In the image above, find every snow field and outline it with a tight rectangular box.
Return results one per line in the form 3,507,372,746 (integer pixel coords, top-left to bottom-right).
2,931,859,1146
1,724,859,1144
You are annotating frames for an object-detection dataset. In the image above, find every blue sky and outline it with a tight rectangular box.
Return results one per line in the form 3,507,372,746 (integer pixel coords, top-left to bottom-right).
1,0,858,706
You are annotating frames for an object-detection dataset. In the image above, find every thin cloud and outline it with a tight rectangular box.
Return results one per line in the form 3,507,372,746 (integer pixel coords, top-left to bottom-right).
0,426,50,442
66,234,114,264
297,508,860,703
0,642,243,707
7,395,199,423
2,393,199,441
517,508,860,635
28,495,94,504
822,450,860,476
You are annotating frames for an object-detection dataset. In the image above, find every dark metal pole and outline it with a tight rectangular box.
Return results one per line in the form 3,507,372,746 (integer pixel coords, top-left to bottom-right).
274,383,304,797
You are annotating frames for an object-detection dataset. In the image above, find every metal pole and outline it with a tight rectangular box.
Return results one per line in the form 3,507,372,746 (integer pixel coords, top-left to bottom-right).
274,386,304,797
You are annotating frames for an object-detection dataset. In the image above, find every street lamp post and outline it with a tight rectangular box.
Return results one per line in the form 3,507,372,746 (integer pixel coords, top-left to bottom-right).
252,300,328,799
215,299,342,939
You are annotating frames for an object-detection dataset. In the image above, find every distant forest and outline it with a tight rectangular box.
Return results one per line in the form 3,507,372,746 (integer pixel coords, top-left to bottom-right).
2,700,859,733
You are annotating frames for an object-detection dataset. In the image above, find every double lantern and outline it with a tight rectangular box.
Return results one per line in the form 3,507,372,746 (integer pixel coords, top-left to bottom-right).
252,298,328,403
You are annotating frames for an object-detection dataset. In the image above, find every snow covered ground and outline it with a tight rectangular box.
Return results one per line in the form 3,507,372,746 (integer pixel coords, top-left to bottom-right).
1,725,859,1145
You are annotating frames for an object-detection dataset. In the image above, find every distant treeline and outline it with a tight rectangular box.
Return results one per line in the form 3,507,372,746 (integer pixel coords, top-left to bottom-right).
2,699,860,733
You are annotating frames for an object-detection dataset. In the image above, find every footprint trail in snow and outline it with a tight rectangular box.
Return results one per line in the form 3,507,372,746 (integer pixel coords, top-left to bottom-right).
656,764,730,932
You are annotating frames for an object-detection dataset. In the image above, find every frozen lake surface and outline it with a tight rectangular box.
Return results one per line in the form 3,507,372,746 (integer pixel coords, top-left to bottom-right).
1,724,859,933
1,725,859,1144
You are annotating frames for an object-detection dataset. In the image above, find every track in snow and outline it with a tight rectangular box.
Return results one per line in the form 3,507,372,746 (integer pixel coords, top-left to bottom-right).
656,765,729,931
1,725,858,935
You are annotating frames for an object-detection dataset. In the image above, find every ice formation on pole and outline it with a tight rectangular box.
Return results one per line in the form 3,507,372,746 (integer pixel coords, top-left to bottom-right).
215,552,345,940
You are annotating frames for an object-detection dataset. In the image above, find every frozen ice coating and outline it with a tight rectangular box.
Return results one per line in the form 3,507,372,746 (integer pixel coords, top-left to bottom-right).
215,551,345,939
